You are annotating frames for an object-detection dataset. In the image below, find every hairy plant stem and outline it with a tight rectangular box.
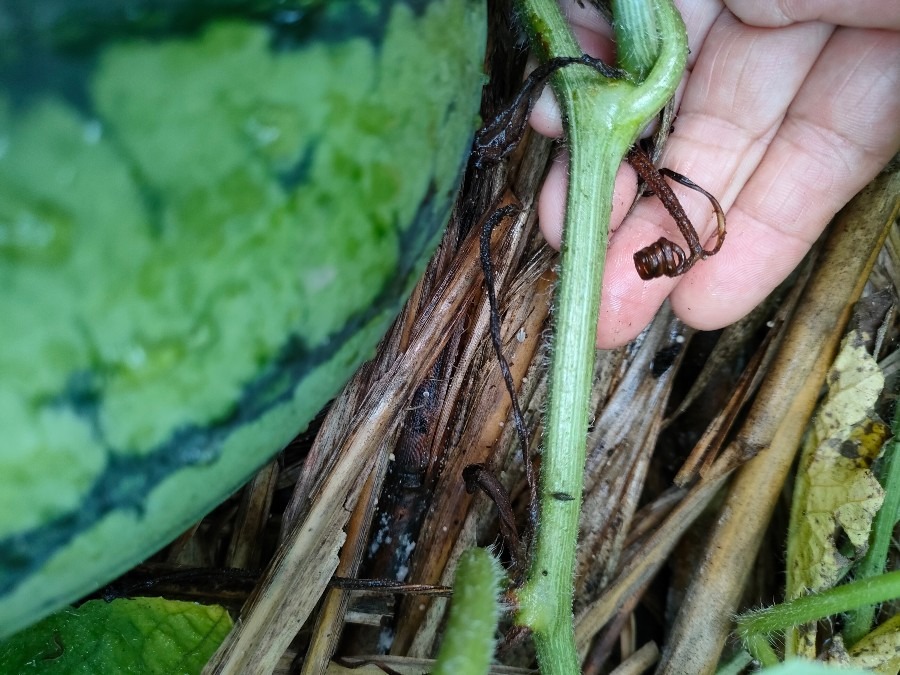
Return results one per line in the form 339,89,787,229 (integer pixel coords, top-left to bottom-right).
737,569,900,660
432,548,505,675
511,1,687,672
516,110,629,673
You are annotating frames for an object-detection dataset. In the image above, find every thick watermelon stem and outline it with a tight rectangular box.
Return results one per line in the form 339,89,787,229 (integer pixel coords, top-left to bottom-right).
508,1,688,672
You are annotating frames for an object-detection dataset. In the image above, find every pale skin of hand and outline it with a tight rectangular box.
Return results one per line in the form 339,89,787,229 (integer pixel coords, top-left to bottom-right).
532,0,900,348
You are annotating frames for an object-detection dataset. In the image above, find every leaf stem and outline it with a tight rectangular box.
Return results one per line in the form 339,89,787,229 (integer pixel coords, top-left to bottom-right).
432,548,505,675
736,570,900,649
614,0,659,80
742,633,780,669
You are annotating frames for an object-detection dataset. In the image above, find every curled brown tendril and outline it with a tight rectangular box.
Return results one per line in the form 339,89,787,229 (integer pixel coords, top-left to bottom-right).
626,146,727,280
633,237,687,279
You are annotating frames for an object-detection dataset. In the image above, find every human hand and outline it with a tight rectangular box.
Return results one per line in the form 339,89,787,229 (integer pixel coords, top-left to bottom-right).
532,0,900,348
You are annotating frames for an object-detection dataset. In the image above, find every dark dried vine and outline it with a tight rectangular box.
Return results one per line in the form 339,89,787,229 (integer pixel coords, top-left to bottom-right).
477,203,537,542
474,54,625,168
462,463,524,573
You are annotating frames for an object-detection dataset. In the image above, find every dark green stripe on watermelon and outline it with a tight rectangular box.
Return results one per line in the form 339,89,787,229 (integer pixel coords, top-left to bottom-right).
0,1,437,63
0,181,443,593
0,0,486,637
1,2,445,126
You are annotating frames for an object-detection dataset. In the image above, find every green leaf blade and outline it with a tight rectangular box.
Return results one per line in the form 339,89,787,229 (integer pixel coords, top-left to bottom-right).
0,597,233,674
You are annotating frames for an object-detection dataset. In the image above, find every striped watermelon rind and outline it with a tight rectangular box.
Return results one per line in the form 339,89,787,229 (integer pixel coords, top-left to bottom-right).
0,0,486,637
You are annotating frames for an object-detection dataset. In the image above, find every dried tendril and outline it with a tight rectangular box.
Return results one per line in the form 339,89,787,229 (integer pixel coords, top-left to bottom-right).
626,146,727,279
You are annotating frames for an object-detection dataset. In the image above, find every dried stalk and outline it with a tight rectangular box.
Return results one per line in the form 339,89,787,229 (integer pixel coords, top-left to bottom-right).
204,190,512,674
657,165,900,674
225,460,279,571
574,257,811,652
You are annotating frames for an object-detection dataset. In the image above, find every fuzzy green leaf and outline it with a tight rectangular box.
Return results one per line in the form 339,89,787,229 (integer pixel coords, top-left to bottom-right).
761,661,869,675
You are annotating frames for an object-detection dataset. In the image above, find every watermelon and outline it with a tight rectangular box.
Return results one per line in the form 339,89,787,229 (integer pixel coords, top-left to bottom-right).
0,0,486,638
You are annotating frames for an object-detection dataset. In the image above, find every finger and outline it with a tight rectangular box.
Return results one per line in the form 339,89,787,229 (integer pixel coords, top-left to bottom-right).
537,150,638,250
529,23,615,139
726,0,900,30
559,0,615,40
669,26,900,330
595,13,832,347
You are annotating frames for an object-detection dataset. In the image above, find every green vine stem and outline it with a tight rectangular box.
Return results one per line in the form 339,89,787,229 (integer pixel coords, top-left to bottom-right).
432,548,505,675
614,0,660,80
511,1,687,672
736,569,900,663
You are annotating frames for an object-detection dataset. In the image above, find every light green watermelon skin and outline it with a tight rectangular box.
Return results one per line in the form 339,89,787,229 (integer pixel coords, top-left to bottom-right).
0,0,486,637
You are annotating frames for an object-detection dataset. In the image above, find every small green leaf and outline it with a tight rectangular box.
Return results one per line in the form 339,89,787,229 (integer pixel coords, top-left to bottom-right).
0,597,232,674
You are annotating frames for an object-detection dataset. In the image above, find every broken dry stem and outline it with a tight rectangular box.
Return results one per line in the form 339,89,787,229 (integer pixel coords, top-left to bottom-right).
204,190,503,675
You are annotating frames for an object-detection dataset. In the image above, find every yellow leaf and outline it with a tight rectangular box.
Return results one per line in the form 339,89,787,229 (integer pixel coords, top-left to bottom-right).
844,614,900,674
786,330,887,656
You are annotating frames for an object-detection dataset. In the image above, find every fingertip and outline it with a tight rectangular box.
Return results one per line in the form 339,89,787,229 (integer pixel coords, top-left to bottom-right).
538,154,567,249
594,244,677,349
666,222,805,331
594,289,665,349
530,85,564,139
668,279,758,332
595,317,644,349
559,0,614,36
